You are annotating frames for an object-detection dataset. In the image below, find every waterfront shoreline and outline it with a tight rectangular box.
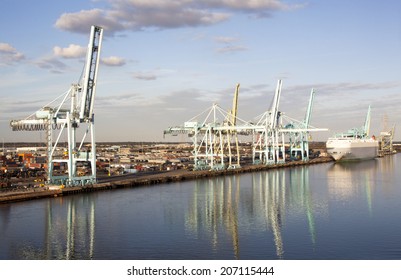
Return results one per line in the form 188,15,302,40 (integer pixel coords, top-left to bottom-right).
0,156,334,204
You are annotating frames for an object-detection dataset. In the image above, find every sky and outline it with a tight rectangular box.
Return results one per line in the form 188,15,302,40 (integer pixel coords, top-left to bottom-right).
1,0,401,143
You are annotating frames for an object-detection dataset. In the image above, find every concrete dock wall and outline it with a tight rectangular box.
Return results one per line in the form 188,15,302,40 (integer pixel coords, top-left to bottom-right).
0,157,333,204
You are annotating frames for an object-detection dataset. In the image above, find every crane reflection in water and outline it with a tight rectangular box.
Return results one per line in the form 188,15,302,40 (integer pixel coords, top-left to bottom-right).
184,166,320,259
4,196,96,260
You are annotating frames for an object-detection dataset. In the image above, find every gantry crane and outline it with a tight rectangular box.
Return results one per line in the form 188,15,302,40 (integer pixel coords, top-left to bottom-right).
165,80,327,169
221,83,241,169
252,79,285,165
252,81,327,164
378,114,396,156
164,84,253,170
285,89,316,160
164,103,230,170
282,88,328,161
10,25,103,186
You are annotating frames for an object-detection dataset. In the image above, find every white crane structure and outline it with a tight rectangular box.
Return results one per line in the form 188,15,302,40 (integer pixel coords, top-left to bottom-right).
252,79,286,165
283,88,327,161
379,126,396,155
378,115,396,155
165,80,328,169
253,82,327,164
224,83,241,169
164,84,254,170
164,104,232,170
10,25,103,186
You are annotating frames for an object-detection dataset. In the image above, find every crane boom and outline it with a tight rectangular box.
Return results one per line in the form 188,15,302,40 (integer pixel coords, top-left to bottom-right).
79,25,103,121
364,105,372,137
270,79,282,128
304,88,315,128
231,83,240,126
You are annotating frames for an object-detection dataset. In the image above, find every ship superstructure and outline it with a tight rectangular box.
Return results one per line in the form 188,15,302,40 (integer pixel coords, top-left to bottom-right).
326,106,378,161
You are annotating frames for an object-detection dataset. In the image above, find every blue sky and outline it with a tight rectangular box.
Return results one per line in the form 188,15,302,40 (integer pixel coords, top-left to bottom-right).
1,0,401,142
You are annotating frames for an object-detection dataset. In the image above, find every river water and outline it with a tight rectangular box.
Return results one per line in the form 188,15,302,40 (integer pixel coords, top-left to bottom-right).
1,154,401,260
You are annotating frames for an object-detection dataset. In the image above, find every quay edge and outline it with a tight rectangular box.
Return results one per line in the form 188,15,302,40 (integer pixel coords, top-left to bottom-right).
0,157,334,204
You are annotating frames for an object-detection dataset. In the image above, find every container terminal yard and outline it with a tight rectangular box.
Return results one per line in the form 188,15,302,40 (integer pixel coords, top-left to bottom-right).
2,26,398,203
0,141,333,204
1,140,399,204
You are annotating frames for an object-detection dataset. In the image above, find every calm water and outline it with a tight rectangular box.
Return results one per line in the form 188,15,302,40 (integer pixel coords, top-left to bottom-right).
1,154,401,260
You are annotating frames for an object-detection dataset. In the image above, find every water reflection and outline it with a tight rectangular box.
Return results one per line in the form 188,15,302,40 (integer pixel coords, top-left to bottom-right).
251,170,286,258
185,176,240,258
1,196,96,259
2,156,401,259
185,166,318,259
287,167,317,245
327,160,377,213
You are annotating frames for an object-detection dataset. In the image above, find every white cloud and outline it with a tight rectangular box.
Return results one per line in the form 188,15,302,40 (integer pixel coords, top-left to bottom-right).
216,45,248,53
204,0,304,11
285,81,401,97
213,35,248,53
54,0,303,34
101,56,126,66
53,44,86,58
33,44,85,73
55,8,125,35
132,68,176,80
33,56,68,74
132,71,158,80
214,36,240,44
0,43,16,53
0,42,25,65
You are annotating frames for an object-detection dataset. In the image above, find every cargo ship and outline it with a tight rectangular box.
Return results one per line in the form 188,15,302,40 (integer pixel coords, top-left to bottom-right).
326,106,378,161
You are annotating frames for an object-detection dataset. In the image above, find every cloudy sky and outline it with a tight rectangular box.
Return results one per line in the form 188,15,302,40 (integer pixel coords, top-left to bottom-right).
1,0,401,143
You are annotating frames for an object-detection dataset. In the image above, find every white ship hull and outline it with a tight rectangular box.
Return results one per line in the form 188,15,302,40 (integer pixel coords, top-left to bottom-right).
326,138,378,161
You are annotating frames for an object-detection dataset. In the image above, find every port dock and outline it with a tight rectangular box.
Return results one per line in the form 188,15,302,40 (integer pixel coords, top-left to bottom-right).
0,156,333,204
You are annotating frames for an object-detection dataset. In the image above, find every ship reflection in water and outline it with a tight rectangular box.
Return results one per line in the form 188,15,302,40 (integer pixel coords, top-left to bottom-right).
328,160,378,211
2,154,401,259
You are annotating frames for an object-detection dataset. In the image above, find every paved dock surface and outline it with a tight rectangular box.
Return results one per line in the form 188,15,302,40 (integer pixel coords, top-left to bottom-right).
0,157,333,204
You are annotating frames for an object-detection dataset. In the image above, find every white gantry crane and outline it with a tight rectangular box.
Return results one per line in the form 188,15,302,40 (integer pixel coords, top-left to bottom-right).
252,81,327,164
165,80,328,169
164,84,253,170
217,83,242,169
10,25,103,186
283,88,320,161
164,103,231,170
252,79,286,165
378,114,396,156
